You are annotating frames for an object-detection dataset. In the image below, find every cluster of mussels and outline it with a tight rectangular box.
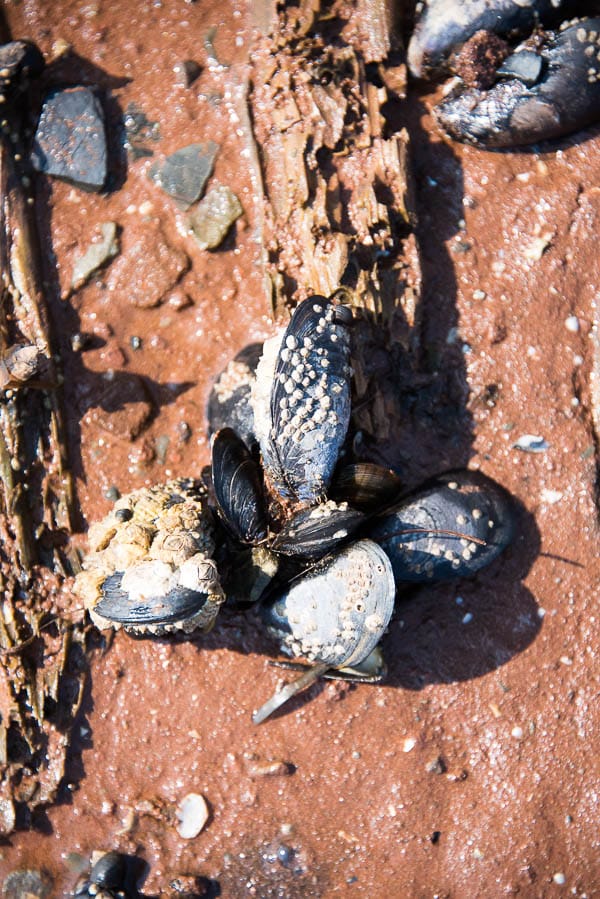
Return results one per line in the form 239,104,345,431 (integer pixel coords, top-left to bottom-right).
75,292,515,723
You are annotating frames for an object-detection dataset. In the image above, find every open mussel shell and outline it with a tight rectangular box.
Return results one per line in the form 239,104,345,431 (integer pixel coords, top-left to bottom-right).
260,538,395,670
367,469,515,584
253,539,395,724
74,479,225,635
207,342,262,448
211,427,268,544
253,294,353,505
271,500,365,561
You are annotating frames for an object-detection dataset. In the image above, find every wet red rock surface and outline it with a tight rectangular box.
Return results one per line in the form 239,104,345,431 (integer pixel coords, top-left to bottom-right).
1,2,600,896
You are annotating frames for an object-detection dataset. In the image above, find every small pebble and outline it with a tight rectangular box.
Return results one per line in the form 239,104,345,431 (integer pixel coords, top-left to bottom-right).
71,221,119,289
149,142,218,208
472,289,486,300
511,726,524,739
403,737,417,753
244,754,294,778
462,612,473,624
175,793,209,839
564,315,580,333
130,335,142,350
541,488,563,505
105,485,120,502
426,756,446,775
189,183,243,249
553,872,566,885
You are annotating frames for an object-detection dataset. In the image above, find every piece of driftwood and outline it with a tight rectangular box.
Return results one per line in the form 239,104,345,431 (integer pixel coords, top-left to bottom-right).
248,0,421,457
0,35,86,834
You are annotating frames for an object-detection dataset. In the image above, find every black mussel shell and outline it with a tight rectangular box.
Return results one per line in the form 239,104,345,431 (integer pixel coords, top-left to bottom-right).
88,851,128,890
435,18,600,148
207,342,262,447
271,501,365,561
367,470,515,583
94,571,212,626
211,427,268,544
260,295,353,505
330,462,403,512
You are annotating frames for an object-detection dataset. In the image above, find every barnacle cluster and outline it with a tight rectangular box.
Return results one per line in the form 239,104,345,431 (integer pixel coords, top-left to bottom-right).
75,479,224,636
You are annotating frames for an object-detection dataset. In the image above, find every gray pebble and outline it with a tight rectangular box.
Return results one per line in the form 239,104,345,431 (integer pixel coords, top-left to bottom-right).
149,142,218,208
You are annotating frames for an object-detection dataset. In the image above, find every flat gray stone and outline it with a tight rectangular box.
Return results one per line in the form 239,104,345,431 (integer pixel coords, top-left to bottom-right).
31,86,107,191
149,141,218,207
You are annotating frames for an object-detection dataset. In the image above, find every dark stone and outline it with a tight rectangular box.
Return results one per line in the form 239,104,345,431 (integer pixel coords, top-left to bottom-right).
0,41,44,103
31,86,107,191
149,142,218,207
173,59,202,87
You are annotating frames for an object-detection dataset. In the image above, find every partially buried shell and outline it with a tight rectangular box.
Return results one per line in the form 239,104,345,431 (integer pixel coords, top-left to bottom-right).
75,478,225,635
367,469,515,583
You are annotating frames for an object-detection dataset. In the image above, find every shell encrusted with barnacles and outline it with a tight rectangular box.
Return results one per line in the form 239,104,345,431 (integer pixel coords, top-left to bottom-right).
252,294,353,505
75,479,225,636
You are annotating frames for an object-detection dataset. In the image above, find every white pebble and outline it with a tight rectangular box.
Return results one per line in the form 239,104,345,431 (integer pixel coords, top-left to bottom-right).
403,737,417,753
472,289,486,301
540,488,563,505
511,726,524,739
176,792,209,839
553,872,566,885
462,612,473,624
564,315,579,333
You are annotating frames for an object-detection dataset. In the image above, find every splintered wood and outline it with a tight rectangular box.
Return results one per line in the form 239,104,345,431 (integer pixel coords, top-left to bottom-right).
249,0,418,323
0,39,85,834
249,0,421,449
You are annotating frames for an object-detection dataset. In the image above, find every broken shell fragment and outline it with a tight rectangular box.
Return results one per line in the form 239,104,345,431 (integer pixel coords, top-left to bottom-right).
175,792,209,839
